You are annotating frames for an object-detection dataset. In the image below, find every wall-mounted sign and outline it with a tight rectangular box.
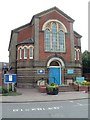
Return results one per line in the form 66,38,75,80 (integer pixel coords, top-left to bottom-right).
37,69,45,74
76,77,85,82
4,74,16,83
67,69,74,74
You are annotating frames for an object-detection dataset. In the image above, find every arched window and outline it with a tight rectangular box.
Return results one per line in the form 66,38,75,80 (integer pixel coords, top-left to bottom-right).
44,29,50,51
77,49,80,60
19,48,22,59
74,48,80,61
24,47,27,59
74,49,77,60
43,20,66,52
29,46,33,59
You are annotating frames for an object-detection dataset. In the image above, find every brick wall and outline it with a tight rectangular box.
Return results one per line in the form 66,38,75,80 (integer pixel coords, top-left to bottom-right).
38,10,71,62
17,25,34,42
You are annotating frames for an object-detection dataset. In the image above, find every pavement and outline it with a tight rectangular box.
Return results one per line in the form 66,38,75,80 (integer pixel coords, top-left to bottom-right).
0,88,89,103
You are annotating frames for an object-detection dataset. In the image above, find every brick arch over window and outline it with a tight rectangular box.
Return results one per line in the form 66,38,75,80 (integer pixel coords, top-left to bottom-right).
47,57,65,67
42,19,67,52
17,45,34,60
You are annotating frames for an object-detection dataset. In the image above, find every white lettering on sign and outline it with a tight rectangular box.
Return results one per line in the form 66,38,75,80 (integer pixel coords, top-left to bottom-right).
9,75,12,81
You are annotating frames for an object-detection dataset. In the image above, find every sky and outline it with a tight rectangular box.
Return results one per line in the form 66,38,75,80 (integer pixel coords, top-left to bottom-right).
0,0,89,62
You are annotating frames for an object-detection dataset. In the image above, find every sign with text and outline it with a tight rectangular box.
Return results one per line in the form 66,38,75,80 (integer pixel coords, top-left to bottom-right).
67,69,74,74
76,77,85,82
4,74,16,83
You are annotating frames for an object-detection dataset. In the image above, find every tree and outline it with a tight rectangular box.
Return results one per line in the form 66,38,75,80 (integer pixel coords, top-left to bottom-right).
82,50,90,74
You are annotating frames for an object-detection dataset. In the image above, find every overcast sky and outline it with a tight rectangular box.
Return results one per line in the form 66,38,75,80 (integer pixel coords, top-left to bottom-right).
0,0,89,62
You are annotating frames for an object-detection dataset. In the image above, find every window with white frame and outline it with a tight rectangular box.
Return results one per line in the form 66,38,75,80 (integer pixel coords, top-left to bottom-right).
19,48,22,59
77,49,80,60
74,48,80,61
59,30,65,51
24,47,27,59
74,49,77,60
44,29,50,51
43,20,67,52
29,46,33,59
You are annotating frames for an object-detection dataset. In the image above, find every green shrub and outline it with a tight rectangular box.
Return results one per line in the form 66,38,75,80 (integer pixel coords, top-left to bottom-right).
2,84,13,93
46,82,59,95
2,86,8,93
50,82,55,86
0,86,2,93
75,80,90,86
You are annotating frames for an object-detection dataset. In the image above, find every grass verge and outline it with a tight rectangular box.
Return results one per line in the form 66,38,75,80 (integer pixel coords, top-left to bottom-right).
2,91,22,96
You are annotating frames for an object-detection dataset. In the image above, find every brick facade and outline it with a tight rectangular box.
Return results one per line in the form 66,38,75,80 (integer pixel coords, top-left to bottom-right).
8,7,82,88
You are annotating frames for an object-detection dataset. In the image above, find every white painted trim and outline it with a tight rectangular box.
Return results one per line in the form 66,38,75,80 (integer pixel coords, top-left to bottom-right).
29,46,33,59
47,57,65,85
18,45,34,50
49,66,60,68
47,57,65,67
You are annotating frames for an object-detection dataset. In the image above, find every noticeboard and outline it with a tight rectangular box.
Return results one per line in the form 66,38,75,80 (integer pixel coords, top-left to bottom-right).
76,77,85,82
4,74,16,83
67,69,74,74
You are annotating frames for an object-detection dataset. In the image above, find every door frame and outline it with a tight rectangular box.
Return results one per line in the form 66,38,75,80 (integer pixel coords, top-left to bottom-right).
47,57,65,85
48,66,61,84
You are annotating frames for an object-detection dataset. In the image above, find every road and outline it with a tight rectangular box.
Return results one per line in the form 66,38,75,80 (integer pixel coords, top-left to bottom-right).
2,98,89,118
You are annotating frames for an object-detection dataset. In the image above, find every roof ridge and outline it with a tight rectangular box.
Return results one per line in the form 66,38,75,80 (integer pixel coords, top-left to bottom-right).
33,6,74,22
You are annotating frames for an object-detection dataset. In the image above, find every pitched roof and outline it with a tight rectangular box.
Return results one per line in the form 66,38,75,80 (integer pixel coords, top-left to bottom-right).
12,6,75,32
8,6,75,50
32,6,74,23
17,38,34,45
74,31,82,38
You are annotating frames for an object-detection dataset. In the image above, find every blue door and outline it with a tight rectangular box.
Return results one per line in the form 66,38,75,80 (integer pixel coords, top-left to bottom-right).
48,67,61,85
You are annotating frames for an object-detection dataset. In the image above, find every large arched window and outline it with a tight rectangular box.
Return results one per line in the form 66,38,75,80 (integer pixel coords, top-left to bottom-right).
43,20,67,52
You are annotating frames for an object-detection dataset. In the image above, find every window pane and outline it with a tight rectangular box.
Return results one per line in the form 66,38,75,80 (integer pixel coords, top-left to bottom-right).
29,47,33,59
24,47,27,59
20,48,22,59
52,23,57,50
74,49,77,60
59,30,64,51
44,29,50,51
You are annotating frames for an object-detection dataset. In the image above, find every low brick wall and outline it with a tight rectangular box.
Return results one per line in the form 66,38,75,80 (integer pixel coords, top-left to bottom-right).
69,83,90,92
58,85,74,92
38,85,46,93
79,85,90,92
38,85,75,93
